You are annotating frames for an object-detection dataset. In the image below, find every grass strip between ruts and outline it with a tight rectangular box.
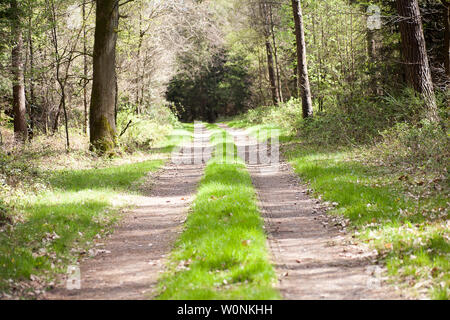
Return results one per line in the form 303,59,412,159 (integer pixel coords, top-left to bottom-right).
156,125,280,300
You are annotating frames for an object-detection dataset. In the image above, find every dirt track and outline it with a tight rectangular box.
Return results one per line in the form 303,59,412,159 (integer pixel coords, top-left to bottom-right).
45,124,211,300
45,123,402,300
221,124,402,300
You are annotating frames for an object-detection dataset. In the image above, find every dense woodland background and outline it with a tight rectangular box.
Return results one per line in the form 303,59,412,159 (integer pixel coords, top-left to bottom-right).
0,0,448,300
0,0,448,144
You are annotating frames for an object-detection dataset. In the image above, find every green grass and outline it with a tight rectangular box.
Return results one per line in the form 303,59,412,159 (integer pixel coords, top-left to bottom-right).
284,146,449,299
227,120,449,300
148,123,194,154
0,160,163,295
0,126,192,297
156,126,280,300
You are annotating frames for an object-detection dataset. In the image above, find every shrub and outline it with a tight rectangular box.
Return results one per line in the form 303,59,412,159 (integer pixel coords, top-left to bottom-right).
117,103,180,152
238,99,303,133
374,120,449,172
0,199,10,226
237,87,448,156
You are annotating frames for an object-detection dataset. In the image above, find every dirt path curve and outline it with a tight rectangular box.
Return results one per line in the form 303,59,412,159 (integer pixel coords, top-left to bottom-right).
44,124,211,300
220,124,402,300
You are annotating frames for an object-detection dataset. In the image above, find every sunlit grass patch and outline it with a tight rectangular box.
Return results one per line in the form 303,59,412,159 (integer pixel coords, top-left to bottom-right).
284,145,449,300
0,126,191,298
154,123,195,154
227,119,449,300
226,121,289,144
0,159,164,297
48,160,163,193
367,222,449,300
157,127,279,300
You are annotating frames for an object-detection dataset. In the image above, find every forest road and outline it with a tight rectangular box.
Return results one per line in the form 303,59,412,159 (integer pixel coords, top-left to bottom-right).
220,124,403,300
44,124,211,300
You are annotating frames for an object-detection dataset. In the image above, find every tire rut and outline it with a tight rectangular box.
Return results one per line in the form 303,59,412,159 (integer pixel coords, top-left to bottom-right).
44,124,211,300
220,124,402,300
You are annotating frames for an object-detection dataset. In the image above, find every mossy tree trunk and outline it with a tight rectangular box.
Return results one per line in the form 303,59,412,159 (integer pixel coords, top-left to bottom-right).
89,0,119,152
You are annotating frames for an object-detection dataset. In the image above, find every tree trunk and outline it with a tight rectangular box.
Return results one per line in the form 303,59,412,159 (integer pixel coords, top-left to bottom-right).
259,0,279,105
442,0,450,81
291,36,298,99
265,39,279,105
83,0,88,134
27,2,35,139
396,0,439,122
89,0,119,152
318,12,324,112
269,4,283,103
257,47,266,104
11,0,27,141
291,0,313,118
367,28,383,95
48,0,70,149
135,12,143,110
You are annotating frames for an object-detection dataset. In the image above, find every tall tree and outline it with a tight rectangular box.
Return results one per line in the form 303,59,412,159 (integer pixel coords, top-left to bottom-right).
366,4,383,95
47,0,75,150
10,0,27,140
442,0,450,81
265,39,278,105
26,0,36,139
268,3,283,103
291,0,313,118
258,1,279,105
89,0,119,152
396,0,439,122
82,0,89,134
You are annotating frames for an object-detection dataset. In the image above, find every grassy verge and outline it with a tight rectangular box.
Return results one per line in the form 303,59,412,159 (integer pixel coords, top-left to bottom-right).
284,145,448,299
156,125,280,300
0,125,193,299
226,121,449,300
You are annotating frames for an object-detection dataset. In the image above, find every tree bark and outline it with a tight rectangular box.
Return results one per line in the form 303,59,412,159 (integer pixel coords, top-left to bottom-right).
259,1,279,105
367,28,383,95
442,0,450,81
396,0,439,122
291,0,313,118
135,11,143,110
89,0,119,152
257,47,266,104
47,0,70,150
11,0,27,141
27,1,35,139
265,39,279,105
269,4,283,103
83,0,88,134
